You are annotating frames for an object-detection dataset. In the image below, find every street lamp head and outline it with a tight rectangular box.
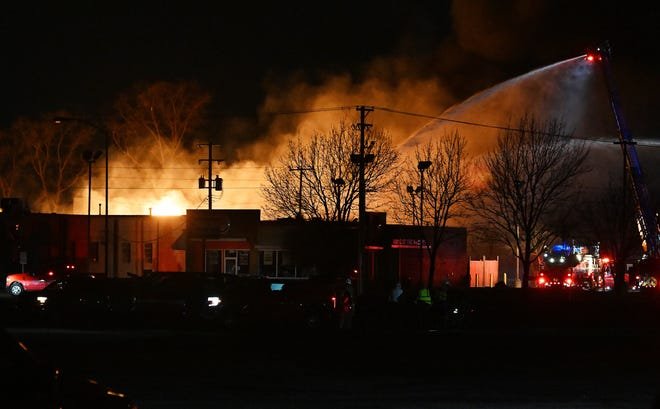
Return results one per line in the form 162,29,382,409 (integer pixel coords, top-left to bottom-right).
417,160,432,171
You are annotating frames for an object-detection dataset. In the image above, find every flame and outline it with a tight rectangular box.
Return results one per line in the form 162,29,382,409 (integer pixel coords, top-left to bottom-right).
151,192,186,216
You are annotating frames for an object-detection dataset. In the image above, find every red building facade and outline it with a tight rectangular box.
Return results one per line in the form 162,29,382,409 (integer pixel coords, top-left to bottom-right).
1,205,467,291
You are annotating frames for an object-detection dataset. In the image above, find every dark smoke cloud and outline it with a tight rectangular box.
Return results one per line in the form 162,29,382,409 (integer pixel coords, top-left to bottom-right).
236,0,660,214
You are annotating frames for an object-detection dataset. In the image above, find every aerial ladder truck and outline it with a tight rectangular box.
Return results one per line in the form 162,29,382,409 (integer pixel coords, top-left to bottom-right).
586,42,660,288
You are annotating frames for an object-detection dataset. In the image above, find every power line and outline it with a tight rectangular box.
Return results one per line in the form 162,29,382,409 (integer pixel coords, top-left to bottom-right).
266,104,660,147
374,106,618,144
108,165,270,170
263,106,354,115
74,186,263,190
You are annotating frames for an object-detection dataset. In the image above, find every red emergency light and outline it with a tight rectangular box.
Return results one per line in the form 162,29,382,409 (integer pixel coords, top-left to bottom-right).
585,48,603,63
586,53,602,62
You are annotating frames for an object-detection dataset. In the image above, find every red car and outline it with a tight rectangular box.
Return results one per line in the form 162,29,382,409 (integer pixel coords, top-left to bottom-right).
5,264,75,296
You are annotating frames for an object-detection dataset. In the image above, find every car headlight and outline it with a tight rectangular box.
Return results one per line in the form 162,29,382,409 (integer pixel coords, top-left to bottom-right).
207,296,222,307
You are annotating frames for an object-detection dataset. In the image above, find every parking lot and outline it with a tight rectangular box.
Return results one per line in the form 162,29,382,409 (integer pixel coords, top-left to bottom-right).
6,317,660,408
4,280,660,408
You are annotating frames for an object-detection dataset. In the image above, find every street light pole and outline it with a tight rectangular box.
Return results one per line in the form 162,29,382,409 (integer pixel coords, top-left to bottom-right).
104,127,109,278
331,177,345,221
54,117,110,277
83,150,102,272
417,160,432,287
406,185,417,225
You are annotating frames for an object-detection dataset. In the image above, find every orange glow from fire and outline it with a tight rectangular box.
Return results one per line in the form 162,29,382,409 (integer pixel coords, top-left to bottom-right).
151,193,186,216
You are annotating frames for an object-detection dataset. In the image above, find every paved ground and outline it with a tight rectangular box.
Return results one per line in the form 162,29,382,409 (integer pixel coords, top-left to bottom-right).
4,288,660,408
7,326,660,408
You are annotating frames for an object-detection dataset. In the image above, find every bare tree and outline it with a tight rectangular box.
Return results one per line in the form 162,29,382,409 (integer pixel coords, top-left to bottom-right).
262,121,398,221
110,81,211,167
393,132,472,288
10,114,93,212
0,128,31,198
470,116,590,288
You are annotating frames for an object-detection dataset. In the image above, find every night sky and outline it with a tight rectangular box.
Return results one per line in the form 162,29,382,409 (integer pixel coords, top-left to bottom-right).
4,1,660,133
3,1,660,216
3,2,449,125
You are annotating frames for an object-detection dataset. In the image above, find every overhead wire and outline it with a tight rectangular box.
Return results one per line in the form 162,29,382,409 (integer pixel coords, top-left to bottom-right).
265,104,660,148
84,104,659,191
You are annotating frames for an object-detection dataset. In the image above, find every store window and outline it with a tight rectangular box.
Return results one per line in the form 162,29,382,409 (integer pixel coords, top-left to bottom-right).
224,249,249,274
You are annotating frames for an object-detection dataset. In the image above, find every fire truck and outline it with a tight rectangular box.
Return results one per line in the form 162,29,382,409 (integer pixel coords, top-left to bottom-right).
586,42,660,289
537,243,613,290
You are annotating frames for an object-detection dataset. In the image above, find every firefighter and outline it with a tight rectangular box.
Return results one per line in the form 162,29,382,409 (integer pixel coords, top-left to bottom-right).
416,287,432,305
415,286,432,329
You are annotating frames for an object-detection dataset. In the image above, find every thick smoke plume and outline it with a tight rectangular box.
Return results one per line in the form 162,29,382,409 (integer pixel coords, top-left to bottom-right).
74,0,659,216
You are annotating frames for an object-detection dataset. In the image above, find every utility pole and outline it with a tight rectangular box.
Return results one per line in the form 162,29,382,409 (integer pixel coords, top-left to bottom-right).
289,164,314,219
351,105,374,294
197,142,224,210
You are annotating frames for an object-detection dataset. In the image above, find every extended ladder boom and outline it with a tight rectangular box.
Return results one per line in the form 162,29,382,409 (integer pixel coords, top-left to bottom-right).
588,42,659,257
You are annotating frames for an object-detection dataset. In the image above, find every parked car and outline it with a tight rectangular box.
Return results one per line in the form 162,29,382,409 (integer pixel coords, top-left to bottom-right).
219,276,340,330
5,263,76,296
129,273,340,330
0,328,138,408
29,274,139,328
6,271,56,296
130,272,239,328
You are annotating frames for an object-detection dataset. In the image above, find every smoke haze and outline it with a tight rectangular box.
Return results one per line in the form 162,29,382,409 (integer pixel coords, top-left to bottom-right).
39,0,660,215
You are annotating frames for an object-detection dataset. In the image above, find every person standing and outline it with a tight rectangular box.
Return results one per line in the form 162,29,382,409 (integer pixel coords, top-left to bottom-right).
389,282,403,303
388,281,404,330
338,278,355,330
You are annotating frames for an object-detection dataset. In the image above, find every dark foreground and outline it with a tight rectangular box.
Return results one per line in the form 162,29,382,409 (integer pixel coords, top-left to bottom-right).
4,288,660,408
